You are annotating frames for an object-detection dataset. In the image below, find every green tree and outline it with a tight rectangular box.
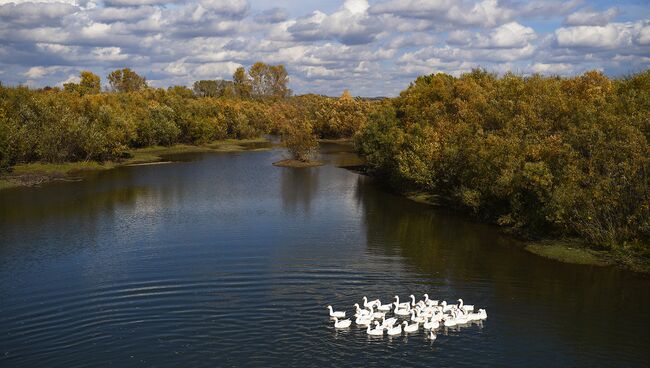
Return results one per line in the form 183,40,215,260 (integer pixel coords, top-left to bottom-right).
107,68,147,92
233,67,251,98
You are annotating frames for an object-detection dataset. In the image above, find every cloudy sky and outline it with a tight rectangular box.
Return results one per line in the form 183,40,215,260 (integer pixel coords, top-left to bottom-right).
0,0,649,96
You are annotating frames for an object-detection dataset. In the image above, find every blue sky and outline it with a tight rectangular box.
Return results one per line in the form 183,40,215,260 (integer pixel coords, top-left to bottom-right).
0,0,648,96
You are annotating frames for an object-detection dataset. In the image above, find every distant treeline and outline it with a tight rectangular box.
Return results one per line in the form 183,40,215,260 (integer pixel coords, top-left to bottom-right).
0,62,373,166
356,69,649,252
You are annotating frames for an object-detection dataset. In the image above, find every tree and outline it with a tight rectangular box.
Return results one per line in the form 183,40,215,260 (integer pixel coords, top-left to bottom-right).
233,67,251,98
79,71,101,94
107,68,147,92
193,79,235,98
248,62,290,98
63,71,101,95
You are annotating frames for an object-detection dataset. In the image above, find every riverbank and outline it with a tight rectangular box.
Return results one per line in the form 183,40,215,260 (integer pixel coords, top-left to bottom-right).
0,138,272,190
401,189,650,273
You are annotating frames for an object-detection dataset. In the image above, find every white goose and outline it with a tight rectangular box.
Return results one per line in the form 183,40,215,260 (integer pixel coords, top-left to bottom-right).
429,330,437,341
457,298,474,313
477,308,487,320
333,317,351,328
423,318,440,330
367,322,384,336
394,295,410,309
327,305,345,318
387,324,402,336
377,302,393,312
402,321,419,333
362,296,381,309
381,317,398,328
356,314,373,326
443,315,457,327
368,305,385,319
394,304,411,316
423,294,438,307
409,294,417,307
353,303,370,318
410,310,427,323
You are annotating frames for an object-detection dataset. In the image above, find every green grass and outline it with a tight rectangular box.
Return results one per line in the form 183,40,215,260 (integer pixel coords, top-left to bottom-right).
12,161,116,175
525,241,613,266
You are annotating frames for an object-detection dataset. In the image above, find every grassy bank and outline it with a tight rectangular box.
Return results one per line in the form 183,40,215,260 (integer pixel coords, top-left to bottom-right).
0,137,271,190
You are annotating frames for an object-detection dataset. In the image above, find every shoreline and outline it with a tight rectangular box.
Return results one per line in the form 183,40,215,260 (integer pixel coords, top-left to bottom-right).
0,138,272,191
405,190,649,274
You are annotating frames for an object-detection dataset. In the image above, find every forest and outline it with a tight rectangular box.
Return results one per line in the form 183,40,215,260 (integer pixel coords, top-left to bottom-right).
0,64,648,258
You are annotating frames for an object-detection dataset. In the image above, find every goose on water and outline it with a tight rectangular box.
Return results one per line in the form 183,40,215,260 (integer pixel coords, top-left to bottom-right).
353,303,370,318
394,296,410,309
327,305,346,318
362,296,381,309
356,315,373,326
429,330,437,341
387,324,402,336
367,322,384,336
443,315,457,327
403,321,419,333
423,318,440,330
458,298,474,312
333,317,351,328
410,310,427,323
381,317,398,328
423,294,438,307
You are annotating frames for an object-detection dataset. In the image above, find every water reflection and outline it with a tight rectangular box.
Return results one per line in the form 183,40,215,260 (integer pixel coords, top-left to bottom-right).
280,167,319,214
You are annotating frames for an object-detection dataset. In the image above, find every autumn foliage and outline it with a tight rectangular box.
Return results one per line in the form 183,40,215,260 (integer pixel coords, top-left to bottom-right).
356,69,650,252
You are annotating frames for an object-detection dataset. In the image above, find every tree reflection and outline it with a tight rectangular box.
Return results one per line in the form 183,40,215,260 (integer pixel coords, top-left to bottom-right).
280,167,319,215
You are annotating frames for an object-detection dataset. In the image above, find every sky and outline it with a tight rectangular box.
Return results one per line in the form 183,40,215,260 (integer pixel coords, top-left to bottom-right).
0,0,649,96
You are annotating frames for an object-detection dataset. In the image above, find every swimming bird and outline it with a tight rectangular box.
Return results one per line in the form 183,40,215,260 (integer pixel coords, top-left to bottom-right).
327,305,345,318
402,321,419,333
387,324,402,336
367,322,384,336
423,318,440,330
362,296,381,309
429,330,437,341
394,295,410,309
333,317,351,328
423,294,438,307
381,317,398,328
394,304,411,316
353,303,370,318
377,302,393,312
457,298,474,313
356,314,373,326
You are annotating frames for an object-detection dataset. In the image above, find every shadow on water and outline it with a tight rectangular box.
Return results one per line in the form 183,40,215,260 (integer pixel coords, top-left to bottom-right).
354,173,650,364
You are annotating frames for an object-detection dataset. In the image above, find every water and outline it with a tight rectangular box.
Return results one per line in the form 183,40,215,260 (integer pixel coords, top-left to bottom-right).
1,144,648,367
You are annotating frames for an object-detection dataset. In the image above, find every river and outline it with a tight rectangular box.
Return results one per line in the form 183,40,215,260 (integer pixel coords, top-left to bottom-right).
1,143,648,367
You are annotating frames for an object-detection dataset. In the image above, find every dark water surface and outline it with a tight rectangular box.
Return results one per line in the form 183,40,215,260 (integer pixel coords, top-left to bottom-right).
1,144,649,367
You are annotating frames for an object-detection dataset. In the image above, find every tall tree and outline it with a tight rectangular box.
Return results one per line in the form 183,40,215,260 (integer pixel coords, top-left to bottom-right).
63,71,101,95
107,68,147,92
232,67,251,98
248,62,290,98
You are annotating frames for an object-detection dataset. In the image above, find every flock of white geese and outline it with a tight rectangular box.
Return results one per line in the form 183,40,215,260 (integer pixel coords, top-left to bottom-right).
327,294,487,341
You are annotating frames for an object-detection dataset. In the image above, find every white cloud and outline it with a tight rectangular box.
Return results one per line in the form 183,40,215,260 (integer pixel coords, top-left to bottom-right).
565,7,618,26
555,23,633,49
0,0,647,96
488,22,536,48
531,62,574,74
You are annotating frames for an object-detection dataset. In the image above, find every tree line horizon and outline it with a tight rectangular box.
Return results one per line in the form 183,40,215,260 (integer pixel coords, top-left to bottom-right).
1,63,648,258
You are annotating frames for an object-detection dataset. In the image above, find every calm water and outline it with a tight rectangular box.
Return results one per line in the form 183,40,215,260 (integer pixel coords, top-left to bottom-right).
1,144,649,367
